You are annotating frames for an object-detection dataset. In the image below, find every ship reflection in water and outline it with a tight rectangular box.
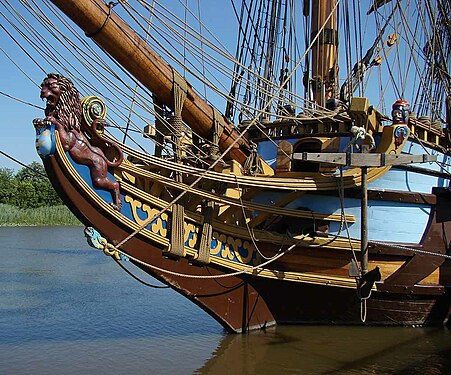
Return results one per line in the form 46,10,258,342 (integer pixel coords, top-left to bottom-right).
198,325,451,374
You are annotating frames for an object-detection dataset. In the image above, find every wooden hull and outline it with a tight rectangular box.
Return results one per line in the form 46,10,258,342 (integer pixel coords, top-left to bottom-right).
42,135,451,332
44,154,276,333
252,278,451,326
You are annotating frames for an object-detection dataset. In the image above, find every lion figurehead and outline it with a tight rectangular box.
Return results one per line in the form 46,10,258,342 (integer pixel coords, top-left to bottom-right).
41,73,81,131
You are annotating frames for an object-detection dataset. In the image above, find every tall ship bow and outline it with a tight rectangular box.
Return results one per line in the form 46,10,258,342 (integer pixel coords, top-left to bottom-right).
3,0,451,332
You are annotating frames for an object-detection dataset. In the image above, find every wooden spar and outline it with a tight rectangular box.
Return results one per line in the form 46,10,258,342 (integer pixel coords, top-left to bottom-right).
361,166,368,275
311,0,338,106
49,0,250,164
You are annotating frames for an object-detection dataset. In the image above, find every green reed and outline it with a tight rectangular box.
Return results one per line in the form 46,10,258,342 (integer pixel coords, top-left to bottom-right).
0,204,81,226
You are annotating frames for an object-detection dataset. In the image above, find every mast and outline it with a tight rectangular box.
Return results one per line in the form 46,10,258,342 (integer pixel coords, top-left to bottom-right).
310,0,338,106
48,0,251,165
260,0,280,119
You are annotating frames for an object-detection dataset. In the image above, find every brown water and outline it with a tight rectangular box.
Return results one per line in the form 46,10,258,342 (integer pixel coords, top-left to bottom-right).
1,226,450,374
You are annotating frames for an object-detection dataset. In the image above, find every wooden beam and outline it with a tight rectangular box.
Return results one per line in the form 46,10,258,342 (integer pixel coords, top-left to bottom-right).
293,152,437,167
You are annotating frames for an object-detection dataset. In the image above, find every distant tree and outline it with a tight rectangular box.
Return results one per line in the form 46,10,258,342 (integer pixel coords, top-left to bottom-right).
0,168,16,204
0,162,62,208
15,161,47,183
14,161,63,208
14,179,37,208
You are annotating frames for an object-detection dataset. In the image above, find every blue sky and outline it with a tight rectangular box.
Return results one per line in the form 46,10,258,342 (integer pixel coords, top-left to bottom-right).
0,45,45,171
0,0,238,171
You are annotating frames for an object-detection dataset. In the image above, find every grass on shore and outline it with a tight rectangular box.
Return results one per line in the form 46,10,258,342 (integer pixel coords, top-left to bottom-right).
0,203,81,226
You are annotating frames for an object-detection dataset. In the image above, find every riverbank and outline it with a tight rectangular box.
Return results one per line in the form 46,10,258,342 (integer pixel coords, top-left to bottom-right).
0,203,81,226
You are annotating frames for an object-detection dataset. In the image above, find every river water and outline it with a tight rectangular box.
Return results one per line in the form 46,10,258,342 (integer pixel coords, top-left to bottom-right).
1,226,451,374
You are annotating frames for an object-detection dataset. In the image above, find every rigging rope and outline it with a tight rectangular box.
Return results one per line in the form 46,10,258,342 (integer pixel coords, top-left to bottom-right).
0,150,47,178
8,0,209,165
129,0,324,120
2,0,449,267
0,89,43,110
113,257,170,288
102,235,297,280
99,1,341,255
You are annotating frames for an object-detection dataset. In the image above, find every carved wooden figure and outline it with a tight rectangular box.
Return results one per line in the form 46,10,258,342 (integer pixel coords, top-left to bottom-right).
33,73,123,210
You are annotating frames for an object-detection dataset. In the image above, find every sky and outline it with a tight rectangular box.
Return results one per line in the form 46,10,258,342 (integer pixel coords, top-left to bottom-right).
0,47,45,171
0,0,238,172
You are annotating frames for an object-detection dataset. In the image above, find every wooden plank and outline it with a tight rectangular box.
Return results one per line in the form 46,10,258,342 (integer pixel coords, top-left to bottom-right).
293,152,437,167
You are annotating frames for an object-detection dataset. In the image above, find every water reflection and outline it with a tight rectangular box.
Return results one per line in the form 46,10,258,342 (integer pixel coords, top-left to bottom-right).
197,326,451,374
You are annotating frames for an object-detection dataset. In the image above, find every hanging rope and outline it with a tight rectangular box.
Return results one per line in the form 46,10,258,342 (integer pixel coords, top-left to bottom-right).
103,234,298,280
112,258,170,289
85,1,119,38
152,96,169,157
242,141,262,175
196,199,214,264
167,68,188,258
171,68,188,151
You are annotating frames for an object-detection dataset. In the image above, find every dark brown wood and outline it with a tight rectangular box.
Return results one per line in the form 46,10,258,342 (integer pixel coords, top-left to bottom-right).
433,187,451,222
251,277,451,325
379,207,451,291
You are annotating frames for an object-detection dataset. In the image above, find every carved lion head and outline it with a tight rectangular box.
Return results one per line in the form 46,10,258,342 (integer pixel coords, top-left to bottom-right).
41,73,81,131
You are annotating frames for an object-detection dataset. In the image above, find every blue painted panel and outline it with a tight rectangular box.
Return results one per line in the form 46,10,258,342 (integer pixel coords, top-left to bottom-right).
257,141,277,167
252,192,430,243
369,140,450,193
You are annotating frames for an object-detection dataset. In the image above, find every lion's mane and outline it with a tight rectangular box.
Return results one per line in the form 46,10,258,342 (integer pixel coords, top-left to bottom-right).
46,73,81,132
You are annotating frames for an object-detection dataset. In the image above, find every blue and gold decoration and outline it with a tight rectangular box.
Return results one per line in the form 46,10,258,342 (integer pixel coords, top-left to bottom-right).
84,226,128,261
125,194,260,266
34,120,56,157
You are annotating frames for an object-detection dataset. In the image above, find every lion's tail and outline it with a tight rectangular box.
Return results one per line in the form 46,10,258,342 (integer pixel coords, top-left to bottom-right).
91,119,124,168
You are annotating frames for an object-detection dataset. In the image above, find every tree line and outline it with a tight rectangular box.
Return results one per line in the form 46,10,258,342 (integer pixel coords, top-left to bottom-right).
0,161,62,209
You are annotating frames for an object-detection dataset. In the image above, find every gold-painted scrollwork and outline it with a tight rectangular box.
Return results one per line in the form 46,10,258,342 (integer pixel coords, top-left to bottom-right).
125,195,258,265
81,95,107,134
125,195,168,237
185,223,198,248
211,231,258,265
